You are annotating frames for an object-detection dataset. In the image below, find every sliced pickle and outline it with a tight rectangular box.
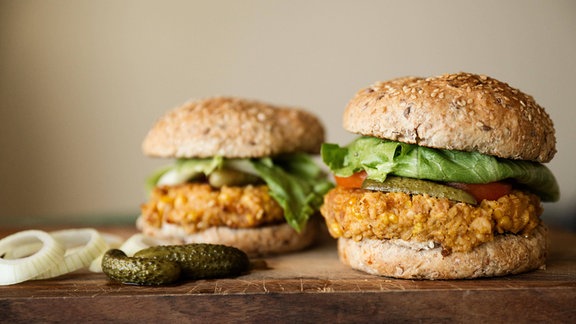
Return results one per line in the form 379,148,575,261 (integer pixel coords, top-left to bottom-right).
208,169,263,188
362,176,477,205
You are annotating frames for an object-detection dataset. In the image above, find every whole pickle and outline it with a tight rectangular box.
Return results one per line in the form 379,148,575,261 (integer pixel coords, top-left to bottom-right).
101,249,181,286
134,243,250,279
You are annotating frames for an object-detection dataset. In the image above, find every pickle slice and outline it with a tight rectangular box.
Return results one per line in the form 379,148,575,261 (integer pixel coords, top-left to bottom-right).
208,169,263,187
362,176,477,205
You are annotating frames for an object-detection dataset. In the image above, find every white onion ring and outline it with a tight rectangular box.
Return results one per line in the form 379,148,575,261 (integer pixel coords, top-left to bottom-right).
100,232,124,248
0,230,65,285
2,241,43,259
120,233,171,257
34,228,108,279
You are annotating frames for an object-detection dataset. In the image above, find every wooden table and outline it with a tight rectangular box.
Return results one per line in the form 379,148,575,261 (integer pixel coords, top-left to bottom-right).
1,226,575,323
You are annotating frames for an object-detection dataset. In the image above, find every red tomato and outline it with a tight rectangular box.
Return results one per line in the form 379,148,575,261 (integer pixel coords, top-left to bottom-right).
447,181,512,202
334,171,367,188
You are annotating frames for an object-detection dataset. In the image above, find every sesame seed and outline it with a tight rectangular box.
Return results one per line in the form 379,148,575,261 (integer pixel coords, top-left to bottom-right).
476,122,492,131
404,106,411,119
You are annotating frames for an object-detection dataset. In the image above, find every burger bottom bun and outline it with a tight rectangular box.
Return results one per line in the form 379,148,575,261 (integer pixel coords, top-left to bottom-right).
338,224,548,280
136,216,321,257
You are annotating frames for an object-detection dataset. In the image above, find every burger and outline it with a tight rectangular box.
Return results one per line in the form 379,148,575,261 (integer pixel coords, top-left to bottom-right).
137,96,333,256
320,72,559,279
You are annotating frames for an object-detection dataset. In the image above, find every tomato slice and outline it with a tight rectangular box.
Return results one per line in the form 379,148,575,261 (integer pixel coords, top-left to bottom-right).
446,181,512,202
334,171,367,188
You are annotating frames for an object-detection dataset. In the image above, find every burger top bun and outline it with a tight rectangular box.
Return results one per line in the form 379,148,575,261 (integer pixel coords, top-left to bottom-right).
142,96,325,158
343,72,556,163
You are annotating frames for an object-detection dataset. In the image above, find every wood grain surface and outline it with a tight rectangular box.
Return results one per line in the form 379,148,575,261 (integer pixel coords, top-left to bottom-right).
1,226,575,323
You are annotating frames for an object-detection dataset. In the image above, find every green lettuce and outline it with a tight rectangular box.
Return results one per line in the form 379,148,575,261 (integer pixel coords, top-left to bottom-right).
148,154,333,232
321,137,559,202
251,154,334,232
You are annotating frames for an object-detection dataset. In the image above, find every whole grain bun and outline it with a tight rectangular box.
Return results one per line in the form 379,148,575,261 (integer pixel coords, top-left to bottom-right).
343,73,556,162
142,96,325,158
338,224,548,280
136,215,321,257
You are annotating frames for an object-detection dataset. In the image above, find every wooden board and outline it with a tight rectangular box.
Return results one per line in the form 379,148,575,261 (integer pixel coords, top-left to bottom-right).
1,226,575,323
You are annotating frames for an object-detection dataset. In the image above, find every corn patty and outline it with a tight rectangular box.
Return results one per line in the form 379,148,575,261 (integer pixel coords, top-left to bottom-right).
141,183,285,234
320,187,542,253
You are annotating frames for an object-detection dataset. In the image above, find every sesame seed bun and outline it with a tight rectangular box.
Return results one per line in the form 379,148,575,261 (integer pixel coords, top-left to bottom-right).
338,224,548,280
139,96,328,256
142,96,325,158
343,72,556,162
322,72,556,280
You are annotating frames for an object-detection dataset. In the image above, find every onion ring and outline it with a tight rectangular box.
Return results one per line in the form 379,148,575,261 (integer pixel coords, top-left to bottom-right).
0,230,65,285
120,233,171,257
34,228,108,279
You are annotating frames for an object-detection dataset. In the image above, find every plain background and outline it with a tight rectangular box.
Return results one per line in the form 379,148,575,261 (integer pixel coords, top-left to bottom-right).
1,0,575,230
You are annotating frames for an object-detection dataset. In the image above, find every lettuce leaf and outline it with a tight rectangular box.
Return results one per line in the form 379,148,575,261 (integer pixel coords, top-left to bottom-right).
322,137,559,202
250,154,334,232
147,154,333,232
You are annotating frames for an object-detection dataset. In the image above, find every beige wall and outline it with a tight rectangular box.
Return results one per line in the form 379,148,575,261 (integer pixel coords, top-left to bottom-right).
1,0,575,228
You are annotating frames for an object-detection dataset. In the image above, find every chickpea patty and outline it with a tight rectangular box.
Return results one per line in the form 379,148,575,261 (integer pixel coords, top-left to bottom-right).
320,187,542,253
141,183,285,234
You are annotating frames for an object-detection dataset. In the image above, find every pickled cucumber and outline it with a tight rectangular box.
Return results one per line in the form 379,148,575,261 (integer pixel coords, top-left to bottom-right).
362,176,477,205
101,249,181,286
208,169,262,187
134,243,250,279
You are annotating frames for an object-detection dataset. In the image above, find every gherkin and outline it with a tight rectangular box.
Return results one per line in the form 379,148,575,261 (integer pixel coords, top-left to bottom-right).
134,243,250,279
102,249,181,286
